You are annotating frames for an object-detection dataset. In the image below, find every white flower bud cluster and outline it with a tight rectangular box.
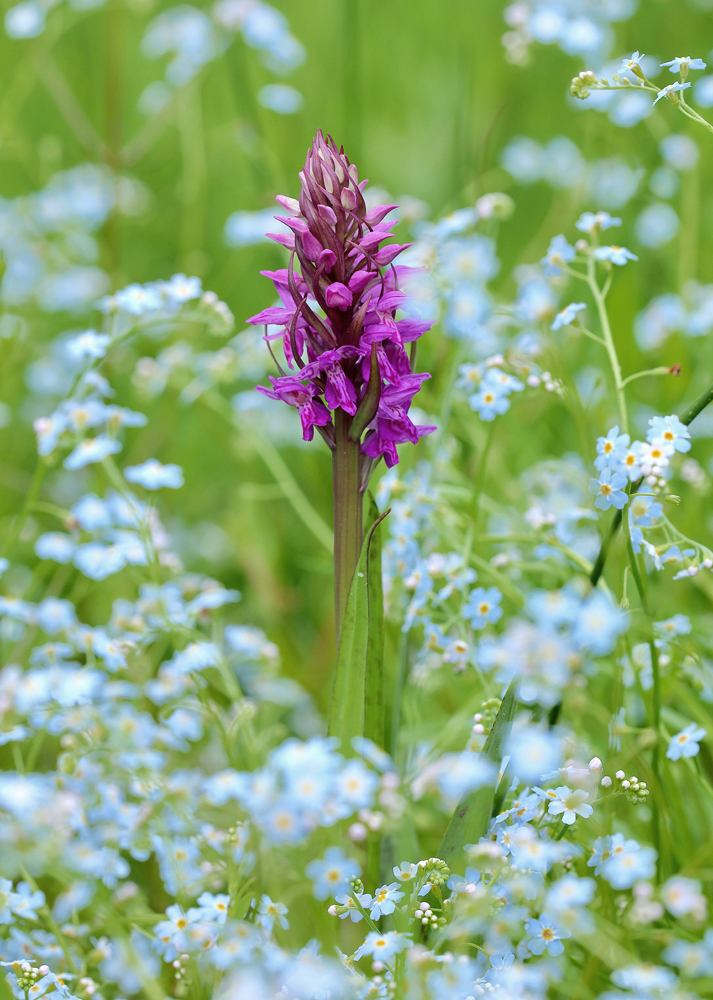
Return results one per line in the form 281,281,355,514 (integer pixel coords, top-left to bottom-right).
570,70,599,99
609,770,649,803
417,857,450,885
370,965,397,994
526,371,560,393
171,953,190,981
413,900,440,928
12,963,51,992
472,698,502,738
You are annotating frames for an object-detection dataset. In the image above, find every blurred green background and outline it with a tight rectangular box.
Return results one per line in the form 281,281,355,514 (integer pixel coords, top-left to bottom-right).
2,0,713,711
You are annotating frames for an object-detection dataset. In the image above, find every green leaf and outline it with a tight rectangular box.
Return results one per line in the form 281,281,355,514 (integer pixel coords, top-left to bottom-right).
328,504,389,751
364,493,385,749
0,973,14,1000
438,682,517,868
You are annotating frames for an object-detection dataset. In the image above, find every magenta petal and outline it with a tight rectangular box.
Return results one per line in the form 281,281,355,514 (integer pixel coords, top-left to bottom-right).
364,204,398,225
318,249,337,270
317,204,338,226
373,243,412,266
267,231,295,250
358,230,392,250
325,282,353,310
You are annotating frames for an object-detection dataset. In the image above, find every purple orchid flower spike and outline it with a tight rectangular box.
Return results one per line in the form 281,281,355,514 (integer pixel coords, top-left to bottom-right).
249,129,435,636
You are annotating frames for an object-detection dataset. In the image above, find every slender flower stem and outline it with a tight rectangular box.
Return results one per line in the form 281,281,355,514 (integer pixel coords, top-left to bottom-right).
200,390,334,553
621,486,662,875
473,423,495,526
679,380,713,425
333,408,363,642
587,256,628,433
2,459,46,560
620,367,674,388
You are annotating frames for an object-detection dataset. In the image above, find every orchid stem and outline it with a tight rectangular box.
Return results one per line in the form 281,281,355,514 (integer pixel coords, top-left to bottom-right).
333,408,363,642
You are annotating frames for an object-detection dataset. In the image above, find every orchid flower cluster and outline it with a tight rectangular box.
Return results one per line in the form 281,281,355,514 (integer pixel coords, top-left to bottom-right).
250,129,434,472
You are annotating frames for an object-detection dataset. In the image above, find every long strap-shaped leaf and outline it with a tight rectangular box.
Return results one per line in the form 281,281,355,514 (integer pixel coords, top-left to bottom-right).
438,682,517,867
364,494,385,749
328,504,389,749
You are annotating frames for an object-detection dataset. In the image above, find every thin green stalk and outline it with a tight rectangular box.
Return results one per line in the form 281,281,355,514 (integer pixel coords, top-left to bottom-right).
679,159,699,294
201,390,334,553
432,340,465,457
620,367,674,388
102,455,162,586
473,423,494,526
255,433,334,554
679,380,713,425
333,408,363,642
2,459,46,559
390,630,410,760
21,869,78,974
103,0,124,281
621,489,662,874
178,83,207,273
587,256,628,433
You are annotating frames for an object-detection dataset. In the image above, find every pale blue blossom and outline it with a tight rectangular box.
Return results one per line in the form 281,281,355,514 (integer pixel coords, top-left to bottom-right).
660,134,699,171
113,282,163,315
541,234,576,276
124,459,184,490
9,883,45,920
525,913,570,956
594,244,639,265
545,786,593,825
306,848,360,901
463,587,503,628
595,425,630,471
653,82,692,105
258,84,303,114
63,435,122,470
551,302,586,331
507,727,563,783
256,894,289,931
354,930,411,962
367,883,404,919
575,211,621,233
667,722,706,760
654,614,691,637
65,330,111,362
588,468,628,510
647,413,691,452
599,835,657,888
661,56,707,74
35,533,75,564
635,203,680,248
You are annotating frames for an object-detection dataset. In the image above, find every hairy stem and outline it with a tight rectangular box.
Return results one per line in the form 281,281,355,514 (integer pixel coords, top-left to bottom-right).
333,408,363,641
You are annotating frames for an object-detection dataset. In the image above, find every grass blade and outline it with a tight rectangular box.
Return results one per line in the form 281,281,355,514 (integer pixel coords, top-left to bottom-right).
439,682,517,867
